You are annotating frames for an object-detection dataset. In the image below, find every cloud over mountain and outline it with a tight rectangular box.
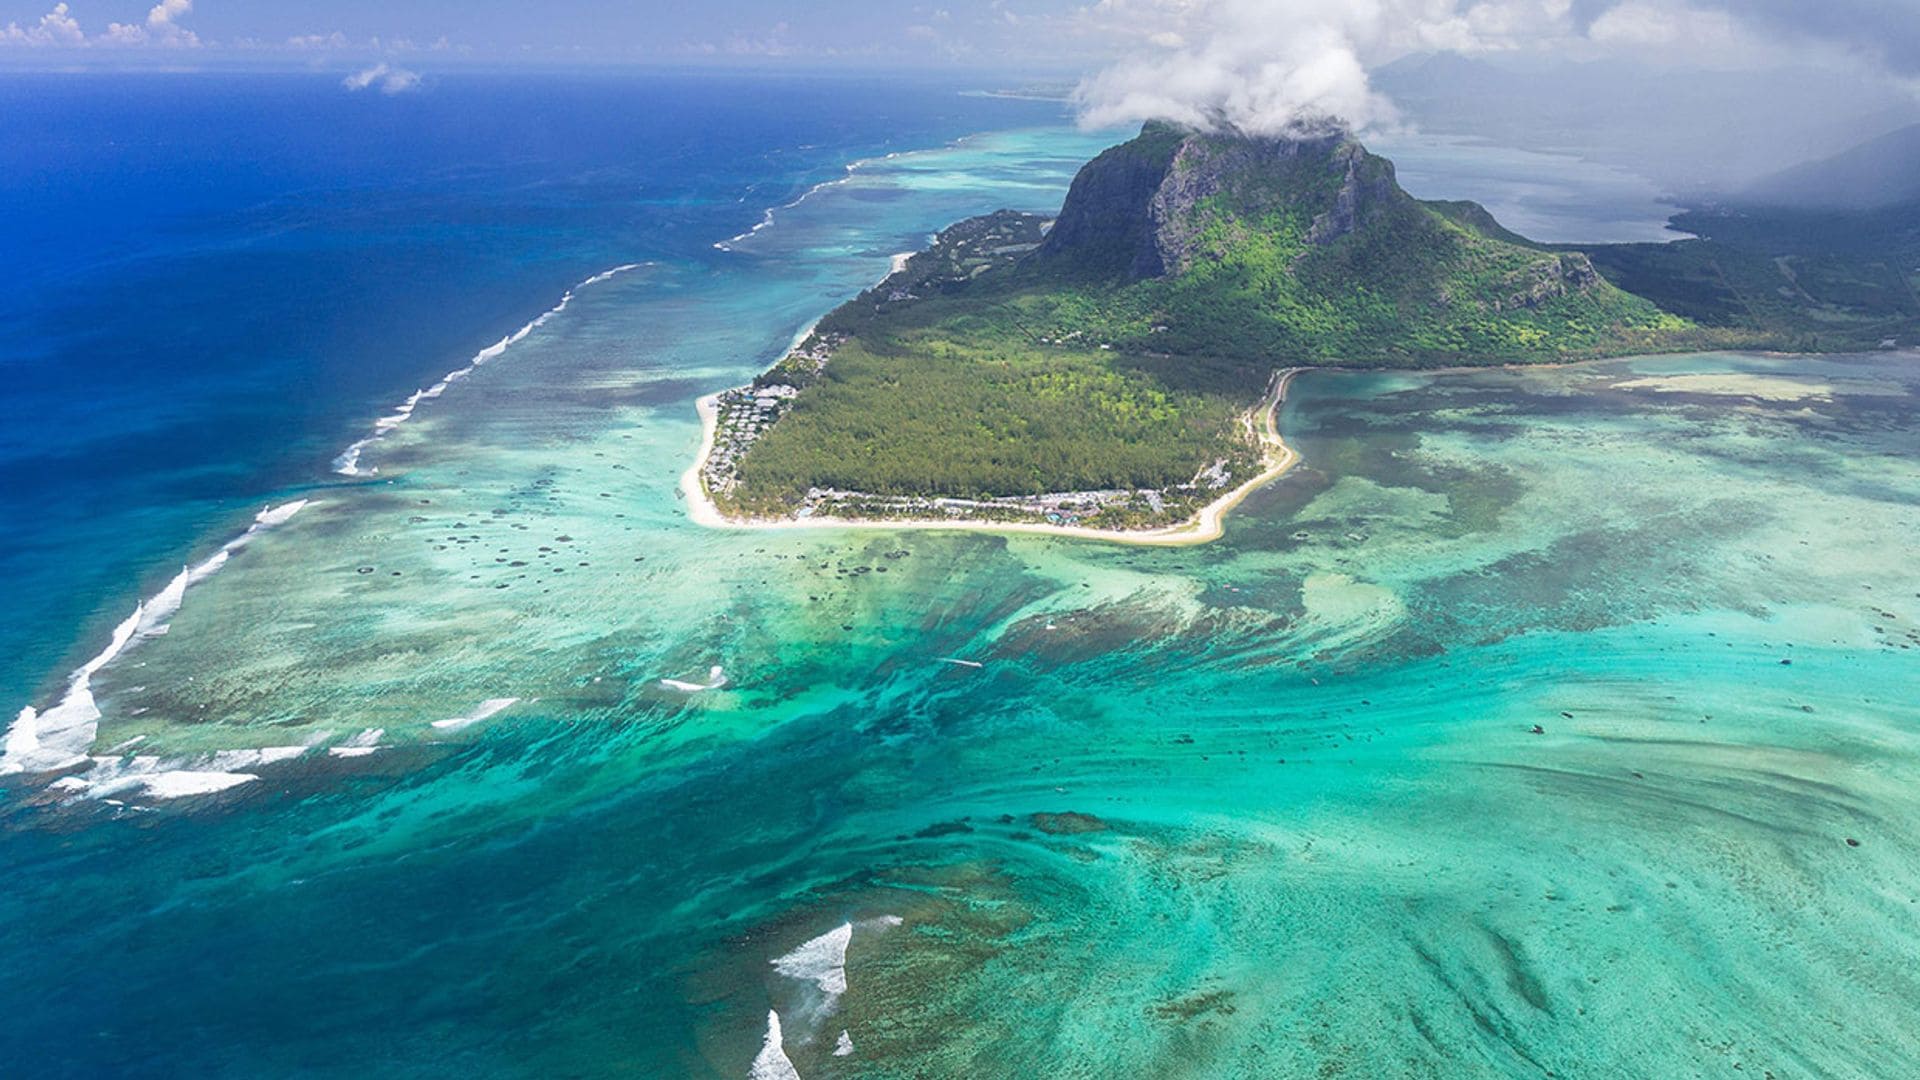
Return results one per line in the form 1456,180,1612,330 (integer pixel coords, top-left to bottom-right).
1071,0,1920,136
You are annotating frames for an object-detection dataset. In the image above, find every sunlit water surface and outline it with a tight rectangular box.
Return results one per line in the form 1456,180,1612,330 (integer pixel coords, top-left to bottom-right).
3,124,1918,1079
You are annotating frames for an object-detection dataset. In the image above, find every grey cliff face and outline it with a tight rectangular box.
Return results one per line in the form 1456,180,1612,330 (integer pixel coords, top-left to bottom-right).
1039,125,1396,280
1492,253,1603,311
1305,145,1399,247
1035,134,1182,277
1148,132,1380,276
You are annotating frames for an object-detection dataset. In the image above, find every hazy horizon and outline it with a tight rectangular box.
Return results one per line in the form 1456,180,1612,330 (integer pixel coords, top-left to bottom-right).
7,1,1918,201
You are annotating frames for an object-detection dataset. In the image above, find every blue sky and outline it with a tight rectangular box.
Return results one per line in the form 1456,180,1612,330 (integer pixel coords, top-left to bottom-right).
0,1,1111,69
3,1,1915,154
6,1,1919,81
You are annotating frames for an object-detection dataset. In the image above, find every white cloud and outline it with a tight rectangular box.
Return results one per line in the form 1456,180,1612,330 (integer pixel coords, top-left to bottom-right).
1574,1,1895,76
1072,0,1586,136
342,61,421,95
1588,1,1757,53
287,32,349,50
150,0,190,27
1,3,85,46
104,0,199,47
1068,0,1920,136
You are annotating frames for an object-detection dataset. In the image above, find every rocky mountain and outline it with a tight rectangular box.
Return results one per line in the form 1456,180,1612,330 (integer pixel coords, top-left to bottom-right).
1039,123,1405,276
1016,122,1676,365
716,123,1728,518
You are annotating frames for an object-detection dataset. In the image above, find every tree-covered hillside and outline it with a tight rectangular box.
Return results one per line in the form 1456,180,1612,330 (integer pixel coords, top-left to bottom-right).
714,122,1738,519
995,122,1695,366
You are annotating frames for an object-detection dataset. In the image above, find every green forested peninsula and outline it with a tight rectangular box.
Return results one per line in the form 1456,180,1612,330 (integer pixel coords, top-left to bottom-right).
702,121,1891,526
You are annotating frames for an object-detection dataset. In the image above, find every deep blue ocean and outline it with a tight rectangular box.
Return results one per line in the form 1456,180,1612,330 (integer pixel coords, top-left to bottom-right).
0,71,1066,711
8,70,1915,1080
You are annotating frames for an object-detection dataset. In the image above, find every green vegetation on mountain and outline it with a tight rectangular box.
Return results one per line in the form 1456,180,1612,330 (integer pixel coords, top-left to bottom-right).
713,121,1909,522
988,124,1692,366
1579,201,1920,351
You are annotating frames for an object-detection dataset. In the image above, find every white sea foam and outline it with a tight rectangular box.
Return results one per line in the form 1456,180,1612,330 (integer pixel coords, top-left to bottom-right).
431,697,519,731
208,746,309,769
751,917,900,1071
2,501,311,777
328,727,385,757
715,208,779,250
750,1011,801,1080
67,751,267,801
660,665,728,693
251,501,309,529
772,922,853,997
10,263,634,789
711,149,920,253
332,263,644,476
128,769,261,799
50,744,314,802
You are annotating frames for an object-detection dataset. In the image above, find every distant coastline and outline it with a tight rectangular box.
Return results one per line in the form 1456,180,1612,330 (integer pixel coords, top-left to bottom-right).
682,368,1305,547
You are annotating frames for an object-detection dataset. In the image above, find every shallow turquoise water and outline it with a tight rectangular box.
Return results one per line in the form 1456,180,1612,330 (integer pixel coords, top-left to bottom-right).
3,124,1918,1078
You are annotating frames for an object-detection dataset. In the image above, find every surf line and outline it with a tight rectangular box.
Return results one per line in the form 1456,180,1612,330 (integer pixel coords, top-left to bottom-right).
712,153,901,252
712,132,992,254
3,501,311,777
5,263,648,783
332,262,647,477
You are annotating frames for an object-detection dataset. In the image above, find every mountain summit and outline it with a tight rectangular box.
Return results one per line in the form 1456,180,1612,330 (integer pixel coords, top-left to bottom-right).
705,123,1715,524
1021,122,1671,364
1037,121,1395,277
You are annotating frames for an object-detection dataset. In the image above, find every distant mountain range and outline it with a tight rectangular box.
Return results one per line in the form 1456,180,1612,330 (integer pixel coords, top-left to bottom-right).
1374,52,1918,197
1737,123,1920,210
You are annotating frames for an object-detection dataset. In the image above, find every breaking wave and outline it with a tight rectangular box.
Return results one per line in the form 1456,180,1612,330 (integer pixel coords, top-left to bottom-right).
8,261,646,787
712,156,893,252
772,922,853,997
710,140,998,253
750,1011,801,1080
432,697,520,731
332,262,645,476
3,501,311,777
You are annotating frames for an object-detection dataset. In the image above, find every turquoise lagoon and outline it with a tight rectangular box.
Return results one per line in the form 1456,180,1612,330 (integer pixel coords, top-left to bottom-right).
3,124,1919,1078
